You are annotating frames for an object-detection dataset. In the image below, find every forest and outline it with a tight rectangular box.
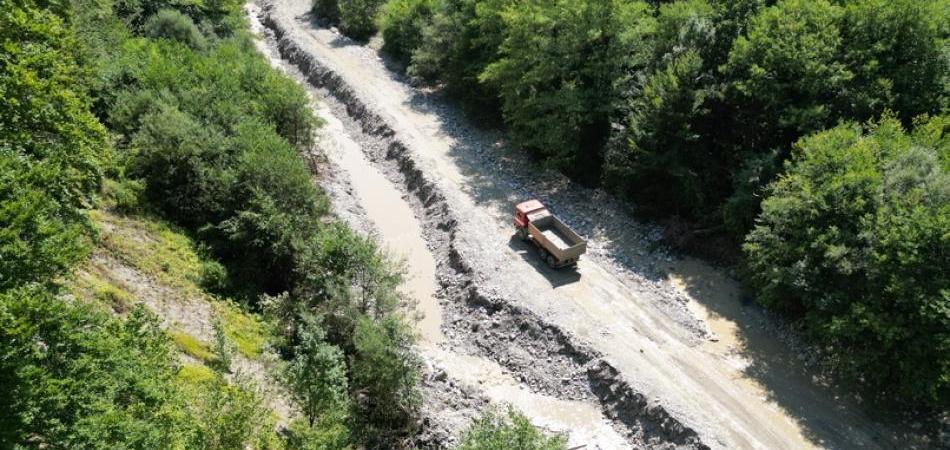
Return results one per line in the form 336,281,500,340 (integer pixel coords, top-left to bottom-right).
314,0,950,409
0,0,558,447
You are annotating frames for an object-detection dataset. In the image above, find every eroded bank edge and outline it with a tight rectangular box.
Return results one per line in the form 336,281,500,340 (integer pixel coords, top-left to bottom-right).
258,6,708,449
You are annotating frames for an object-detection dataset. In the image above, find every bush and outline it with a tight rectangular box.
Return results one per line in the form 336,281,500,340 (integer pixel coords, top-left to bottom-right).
130,103,235,228
379,0,437,66
284,314,350,428
200,259,230,293
349,316,420,445
286,415,351,450
603,50,717,218
312,0,341,23
100,177,146,213
0,290,180,448
338,0,385,40
143,9,207,49
479,0,654,177
744,115,950,407
457,409,567,450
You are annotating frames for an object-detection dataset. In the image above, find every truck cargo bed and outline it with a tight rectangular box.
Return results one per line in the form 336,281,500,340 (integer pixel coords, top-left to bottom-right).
538,225,574,250
527,214,586,265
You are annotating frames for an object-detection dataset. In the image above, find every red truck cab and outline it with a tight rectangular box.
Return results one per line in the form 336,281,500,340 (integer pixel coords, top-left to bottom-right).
514,199,547,233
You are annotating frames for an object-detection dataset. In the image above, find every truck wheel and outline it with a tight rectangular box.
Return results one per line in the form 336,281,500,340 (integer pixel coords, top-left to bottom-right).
517,228,528,241
546,255,557,268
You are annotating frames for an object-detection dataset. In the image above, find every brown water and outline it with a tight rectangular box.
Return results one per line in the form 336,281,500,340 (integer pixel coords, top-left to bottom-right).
315,101,629,449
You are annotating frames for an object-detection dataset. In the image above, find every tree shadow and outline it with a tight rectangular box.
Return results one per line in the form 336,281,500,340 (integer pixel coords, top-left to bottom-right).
506,235,581,288
668,258,926,448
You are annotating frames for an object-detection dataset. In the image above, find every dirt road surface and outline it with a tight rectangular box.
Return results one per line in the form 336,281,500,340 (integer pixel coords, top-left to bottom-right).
250,1,909,448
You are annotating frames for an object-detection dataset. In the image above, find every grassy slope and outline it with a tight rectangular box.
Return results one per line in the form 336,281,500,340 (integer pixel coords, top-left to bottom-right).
66,207,289,419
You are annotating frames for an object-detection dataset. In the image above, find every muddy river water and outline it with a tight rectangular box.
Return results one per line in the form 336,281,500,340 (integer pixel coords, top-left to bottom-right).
246,5,630,447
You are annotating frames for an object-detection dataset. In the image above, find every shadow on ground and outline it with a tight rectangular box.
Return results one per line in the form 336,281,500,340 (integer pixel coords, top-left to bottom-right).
506,235,581,288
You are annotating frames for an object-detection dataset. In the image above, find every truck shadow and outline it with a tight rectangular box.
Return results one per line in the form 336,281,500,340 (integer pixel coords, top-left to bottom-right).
507,235,581,288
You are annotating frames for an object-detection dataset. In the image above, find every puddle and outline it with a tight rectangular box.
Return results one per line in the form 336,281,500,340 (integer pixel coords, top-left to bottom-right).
667,259,742,354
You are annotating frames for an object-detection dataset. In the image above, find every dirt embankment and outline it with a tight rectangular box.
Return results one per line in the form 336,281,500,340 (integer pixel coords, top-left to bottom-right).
251,0,918,448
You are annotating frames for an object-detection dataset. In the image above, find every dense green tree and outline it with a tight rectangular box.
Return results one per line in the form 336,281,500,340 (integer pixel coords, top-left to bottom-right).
724,0,850,149
313,0,341,23
0,0,108,289
604,51,717,217
130,103,235,228
0,160,90,290
838,0,948,124
480,0,654,177
457,409,567,450
379,0,438,66
744,115,950,407
349,316,420,445
285,314,351,428
651,0,715,65
604,0,725,219
0,290,179,448
408,0,510,115
338,0,386,40
143,8,207,49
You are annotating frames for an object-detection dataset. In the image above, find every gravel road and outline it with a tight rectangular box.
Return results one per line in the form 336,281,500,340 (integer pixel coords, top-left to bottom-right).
249,1,915,448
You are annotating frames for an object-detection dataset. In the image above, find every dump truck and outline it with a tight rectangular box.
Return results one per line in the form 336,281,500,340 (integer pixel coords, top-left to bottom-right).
514,199,587,268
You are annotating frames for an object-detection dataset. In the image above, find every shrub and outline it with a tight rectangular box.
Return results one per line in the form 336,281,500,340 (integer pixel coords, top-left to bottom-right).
210,319,234,373
379,0,437,66
744,115,950,407
479,0,654,177
100,177,146,213
338,0,385,40
349,316,419,444
143,9,207,49
312,0,341,24
284,314,350,428
457,409,567,450
200,259,230,293
286,415,352,450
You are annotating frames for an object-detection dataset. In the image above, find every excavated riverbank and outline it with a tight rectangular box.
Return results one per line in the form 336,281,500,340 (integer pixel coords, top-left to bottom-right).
254,4,706,448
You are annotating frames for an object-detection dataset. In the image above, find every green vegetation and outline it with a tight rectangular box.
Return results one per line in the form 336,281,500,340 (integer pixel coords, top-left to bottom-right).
457,409,567,450
216,301,269,358
745,115,950,406
369,0,950,409
0,290,275,448
2,0,427,446
173,330,217,362
378,0,437,66
0,0,105,291
313,0,386,40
